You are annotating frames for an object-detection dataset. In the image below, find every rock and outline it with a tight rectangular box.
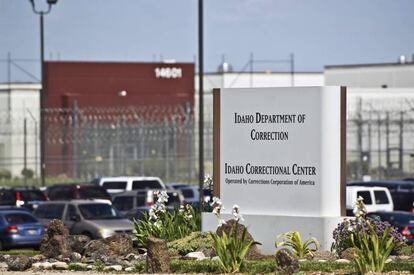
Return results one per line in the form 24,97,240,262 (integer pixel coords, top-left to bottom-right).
398,255,411,261
125,266,135,272
68,235,91,254
312,250,337,261
56,255,71,263
45,219,69,237
0,262,8,270
275,249,299,275
31,254,46,263
86,265,94,270
32,262,54,270
124,253,142,261
147,236,170,273
70,252,82,262
183,251,207,261
318,259,327,263
298,258,308,262
83,233,134,260
385,258,393,263
104,265,123,271
40,235,72,259
335,259,351,264
40,220,72,259
0,255,10,262
340,247,357,261
7,255,32,271
52,261,69,270
216,219,264,260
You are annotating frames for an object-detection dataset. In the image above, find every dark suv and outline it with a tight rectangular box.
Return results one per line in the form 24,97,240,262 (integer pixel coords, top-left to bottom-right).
348,180,414,212
46,184,111,202
0,188,47,211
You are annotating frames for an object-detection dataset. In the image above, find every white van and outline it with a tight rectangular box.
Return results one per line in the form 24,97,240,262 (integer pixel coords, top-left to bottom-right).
346,186,393,215
93,176,166,195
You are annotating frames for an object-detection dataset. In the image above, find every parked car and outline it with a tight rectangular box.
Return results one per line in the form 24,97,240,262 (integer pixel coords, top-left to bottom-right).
348,180,414,212
0,209,45,250
45,183,111,202
167,183,200,208
367,211,414,244
93,177,166,195
346,186,393,216
0,187,48,211
33,200,133,239
112,189,184,217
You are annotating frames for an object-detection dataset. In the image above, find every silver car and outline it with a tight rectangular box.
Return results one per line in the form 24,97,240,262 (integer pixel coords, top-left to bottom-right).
33,200,133,239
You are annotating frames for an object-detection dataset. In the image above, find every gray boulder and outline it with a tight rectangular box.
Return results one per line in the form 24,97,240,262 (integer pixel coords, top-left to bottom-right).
68,234,91,254
83,233,134,260
40,219,72,258
147,236,170,273
275,248,299,275
7,256,32,271
40,234,72,258
216,219,263,260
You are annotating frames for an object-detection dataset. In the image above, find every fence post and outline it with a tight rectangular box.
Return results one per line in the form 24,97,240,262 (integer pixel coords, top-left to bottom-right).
165,118,170,182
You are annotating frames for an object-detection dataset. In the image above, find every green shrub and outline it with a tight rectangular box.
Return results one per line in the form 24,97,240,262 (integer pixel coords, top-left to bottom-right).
210,221,258,273
0,168,11,180
133,191,200,247
276,231,320,259
21,168,34,179
168,231,213,256
352,223,395,274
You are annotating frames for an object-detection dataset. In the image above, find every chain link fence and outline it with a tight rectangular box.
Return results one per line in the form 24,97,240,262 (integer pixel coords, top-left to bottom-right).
0,104,214,184
3,94,414,184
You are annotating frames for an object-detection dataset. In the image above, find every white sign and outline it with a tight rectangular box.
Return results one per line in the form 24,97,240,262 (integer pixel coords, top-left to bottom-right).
154,67,182,79
215,87,345,217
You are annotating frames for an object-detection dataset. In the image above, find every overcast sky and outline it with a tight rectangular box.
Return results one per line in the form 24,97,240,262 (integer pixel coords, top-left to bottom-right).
1,0,413,82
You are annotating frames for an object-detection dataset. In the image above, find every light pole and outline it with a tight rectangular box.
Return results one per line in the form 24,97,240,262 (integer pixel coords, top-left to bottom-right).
28,0,58,186
198,0,204,211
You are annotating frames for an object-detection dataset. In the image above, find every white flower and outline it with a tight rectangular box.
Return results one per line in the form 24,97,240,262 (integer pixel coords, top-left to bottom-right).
157,190,169,204
154,220,162,228
217,219,226,227
232,204,244,222
149,208,157,221
210,196,222,207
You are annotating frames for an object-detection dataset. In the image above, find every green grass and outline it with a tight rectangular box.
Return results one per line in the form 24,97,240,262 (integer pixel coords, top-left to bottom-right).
170,259,414,274
0,176,88,188
0,249,39,257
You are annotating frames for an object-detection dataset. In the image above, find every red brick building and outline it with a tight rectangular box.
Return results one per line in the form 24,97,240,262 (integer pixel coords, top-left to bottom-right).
43,61,195,177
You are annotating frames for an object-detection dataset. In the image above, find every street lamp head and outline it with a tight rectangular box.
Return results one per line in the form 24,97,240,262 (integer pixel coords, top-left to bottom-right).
47,0,58,4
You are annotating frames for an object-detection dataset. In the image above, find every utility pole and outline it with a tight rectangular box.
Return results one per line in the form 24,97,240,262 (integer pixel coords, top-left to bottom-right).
198,0,204,211
399,111,404,171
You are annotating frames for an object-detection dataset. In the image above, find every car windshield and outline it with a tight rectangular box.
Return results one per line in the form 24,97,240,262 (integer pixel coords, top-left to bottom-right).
20,190,45,201
79,187,109,200
5,213,38,224
394,214,414,224
78,203,122,220
102,181,127,190
132,180,162,190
